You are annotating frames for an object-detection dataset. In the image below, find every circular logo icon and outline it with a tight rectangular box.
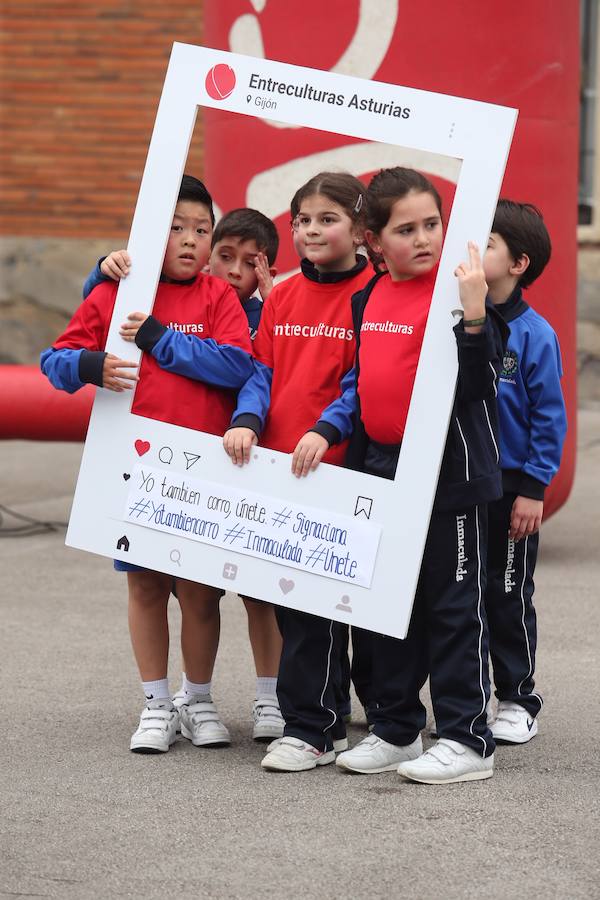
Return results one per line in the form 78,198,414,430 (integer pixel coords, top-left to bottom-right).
205,64,236,101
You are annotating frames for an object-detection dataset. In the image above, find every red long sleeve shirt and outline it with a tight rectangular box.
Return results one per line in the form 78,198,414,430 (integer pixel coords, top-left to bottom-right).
253,265,372,464
52,274,252,434
358,268,436,444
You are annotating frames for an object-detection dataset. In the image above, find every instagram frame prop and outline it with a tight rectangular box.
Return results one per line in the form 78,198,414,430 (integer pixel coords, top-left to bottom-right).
66,44,516,639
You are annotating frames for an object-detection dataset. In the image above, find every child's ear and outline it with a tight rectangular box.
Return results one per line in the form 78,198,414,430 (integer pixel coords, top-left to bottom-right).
510,253,530,278
268,266,278,277
364,229,382,254
351,224,365,247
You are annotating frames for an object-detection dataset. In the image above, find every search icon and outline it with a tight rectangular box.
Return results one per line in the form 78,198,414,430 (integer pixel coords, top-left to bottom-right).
170,549,181,566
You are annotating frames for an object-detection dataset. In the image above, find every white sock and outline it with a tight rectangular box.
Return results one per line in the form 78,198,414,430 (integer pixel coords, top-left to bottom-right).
184,675,212,697
142,678,170,702
256,676,278,699
179,672,186,694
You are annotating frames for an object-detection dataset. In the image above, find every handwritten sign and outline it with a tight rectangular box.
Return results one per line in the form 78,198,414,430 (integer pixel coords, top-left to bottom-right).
124,465,382,587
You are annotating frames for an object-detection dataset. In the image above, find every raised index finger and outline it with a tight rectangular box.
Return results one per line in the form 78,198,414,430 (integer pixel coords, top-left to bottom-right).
468,240,482,268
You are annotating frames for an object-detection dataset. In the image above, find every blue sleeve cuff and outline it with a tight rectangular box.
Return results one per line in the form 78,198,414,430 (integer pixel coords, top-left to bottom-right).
230,413,262,436
78,350,106,386
135,315,168,352
311,421,341,446
518,472,546,500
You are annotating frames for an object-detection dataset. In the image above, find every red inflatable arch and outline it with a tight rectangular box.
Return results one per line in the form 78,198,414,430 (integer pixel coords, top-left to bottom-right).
2,3,578,522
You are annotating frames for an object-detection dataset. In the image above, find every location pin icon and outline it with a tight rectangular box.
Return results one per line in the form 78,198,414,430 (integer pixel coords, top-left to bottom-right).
246,94,251,103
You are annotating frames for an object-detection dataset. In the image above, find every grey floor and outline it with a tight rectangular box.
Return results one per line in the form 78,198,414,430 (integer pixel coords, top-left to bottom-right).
1,409,599,899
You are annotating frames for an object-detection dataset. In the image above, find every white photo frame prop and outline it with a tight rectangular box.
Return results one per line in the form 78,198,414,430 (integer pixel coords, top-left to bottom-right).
66,43,516,639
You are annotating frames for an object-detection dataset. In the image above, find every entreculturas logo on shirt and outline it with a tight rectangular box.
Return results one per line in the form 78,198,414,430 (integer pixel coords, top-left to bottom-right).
272,322,353,341
168,321,205,334
361,320,414,335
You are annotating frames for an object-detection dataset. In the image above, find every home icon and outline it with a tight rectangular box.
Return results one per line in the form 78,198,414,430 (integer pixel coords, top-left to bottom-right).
116,535,130,552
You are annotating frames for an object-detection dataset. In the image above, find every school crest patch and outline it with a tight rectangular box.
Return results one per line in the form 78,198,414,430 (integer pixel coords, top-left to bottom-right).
500,349,519,380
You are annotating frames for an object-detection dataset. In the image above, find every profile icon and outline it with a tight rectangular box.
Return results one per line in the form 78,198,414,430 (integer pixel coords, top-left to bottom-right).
205,64,236,101
336,595,352,613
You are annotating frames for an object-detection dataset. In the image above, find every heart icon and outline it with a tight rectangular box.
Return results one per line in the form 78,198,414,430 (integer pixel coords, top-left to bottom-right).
205,64,236,101
134,440,150,456
123,473,131,481
279,578,295,595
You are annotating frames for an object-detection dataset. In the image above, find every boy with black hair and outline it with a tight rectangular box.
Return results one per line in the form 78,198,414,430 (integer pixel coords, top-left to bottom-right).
42,175,254,754
84,207,278,340
482,199,567,743
80,204,285,742
209,207,278,339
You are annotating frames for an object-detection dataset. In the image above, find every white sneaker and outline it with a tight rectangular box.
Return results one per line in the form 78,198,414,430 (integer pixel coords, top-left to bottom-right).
492,702,538,744
171,689,187,733
397,739,494,784
336,733,423,774
252,695,285,741
261,736,335,771
266,735,348,753
130,700,179,754
179,694,231,747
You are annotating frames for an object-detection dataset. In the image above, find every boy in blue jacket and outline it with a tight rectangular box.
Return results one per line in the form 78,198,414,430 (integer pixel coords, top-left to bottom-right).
482,199,567,743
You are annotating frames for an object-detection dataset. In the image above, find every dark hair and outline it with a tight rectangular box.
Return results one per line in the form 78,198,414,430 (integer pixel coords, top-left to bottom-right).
212,208,279,265
290,171,367,233
366,167,442,235
491,199,551,289
178,174,215,225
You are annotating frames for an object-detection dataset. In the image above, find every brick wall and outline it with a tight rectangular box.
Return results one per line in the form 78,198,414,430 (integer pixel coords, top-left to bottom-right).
0,1,204,238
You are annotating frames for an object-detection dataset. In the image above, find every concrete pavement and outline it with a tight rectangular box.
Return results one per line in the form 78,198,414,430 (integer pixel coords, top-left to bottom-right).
1,408,599,899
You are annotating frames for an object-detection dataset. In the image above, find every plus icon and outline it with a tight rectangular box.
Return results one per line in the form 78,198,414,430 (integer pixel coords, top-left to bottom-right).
222,562,238,581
